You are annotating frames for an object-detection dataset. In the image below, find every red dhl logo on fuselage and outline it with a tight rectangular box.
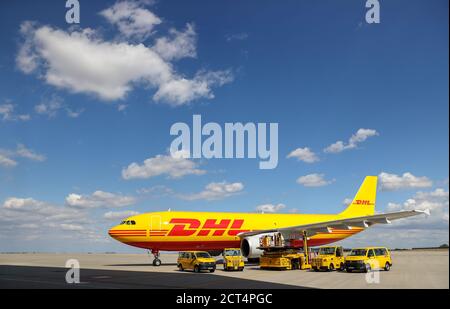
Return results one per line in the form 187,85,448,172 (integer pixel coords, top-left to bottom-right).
354,199,374,205
166,218,249,237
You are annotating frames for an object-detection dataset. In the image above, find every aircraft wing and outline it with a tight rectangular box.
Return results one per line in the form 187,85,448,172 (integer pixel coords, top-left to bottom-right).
237,209,430,238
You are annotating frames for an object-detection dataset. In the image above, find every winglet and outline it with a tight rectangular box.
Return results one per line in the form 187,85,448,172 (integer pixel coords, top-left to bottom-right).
416,209,431,216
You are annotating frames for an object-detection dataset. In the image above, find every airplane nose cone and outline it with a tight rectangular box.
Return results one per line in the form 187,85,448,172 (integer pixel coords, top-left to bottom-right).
108,226,119,239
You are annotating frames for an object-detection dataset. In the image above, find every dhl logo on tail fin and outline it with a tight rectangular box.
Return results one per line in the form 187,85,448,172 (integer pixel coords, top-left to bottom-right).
339,176,377,218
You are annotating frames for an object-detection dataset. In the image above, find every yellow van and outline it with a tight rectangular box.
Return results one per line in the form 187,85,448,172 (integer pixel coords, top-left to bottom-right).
177,251,217,273
345,247,392,273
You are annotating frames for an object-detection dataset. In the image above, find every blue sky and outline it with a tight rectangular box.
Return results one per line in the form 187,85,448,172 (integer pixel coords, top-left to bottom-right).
0,0,448,252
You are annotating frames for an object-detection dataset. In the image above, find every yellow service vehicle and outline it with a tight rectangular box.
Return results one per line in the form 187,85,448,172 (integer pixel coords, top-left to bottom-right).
311,246,345,271
260,249,307,270
345,247,392,273
177,251,216,273
222,248,245,271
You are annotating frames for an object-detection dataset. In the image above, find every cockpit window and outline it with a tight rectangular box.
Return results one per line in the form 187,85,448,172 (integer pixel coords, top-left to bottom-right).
120,220,136,225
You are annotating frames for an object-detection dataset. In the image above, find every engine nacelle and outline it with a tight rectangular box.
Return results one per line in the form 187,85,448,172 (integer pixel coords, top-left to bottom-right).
240,233,279,258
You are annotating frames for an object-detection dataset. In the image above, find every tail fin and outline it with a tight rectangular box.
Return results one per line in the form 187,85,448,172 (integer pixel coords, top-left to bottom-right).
339,176,378,218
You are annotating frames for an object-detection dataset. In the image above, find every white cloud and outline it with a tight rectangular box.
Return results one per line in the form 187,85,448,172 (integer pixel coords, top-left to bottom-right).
179,181,244,201
122,151,205,180
379,172,433,191
153,69,233,106
387,188,449,220
287,147,319,163
100,0,161,41
34,95,84,118
342,198,352,207
225,33,249,42
65,191,136,209
17,4,233,106
0,197,107,244
0,144,45,168
104,210,140,220
339,227,449,249
18,223,39,229
0,154,17,167
256,203,286,213
59,223,84,231
34,95,62,118
16,21,40,73
136,185,174,197
66,108,84,118
2,197,86,223
296,173,334,187
324,128,378,153
0,103,30,121
117,104,128,112
16,144,46,162
154,23,197,61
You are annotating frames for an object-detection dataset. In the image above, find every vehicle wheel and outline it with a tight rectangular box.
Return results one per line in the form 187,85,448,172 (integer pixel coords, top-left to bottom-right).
365,264,371,273
313,267,319,272
209,267,215,273
384,262,391,271
239,267,244,271
223,263,227,271
178,264,183,271
339,263,345,271
346,268,352,273
329,264,334,271
153,259,161,266
194,265,200,273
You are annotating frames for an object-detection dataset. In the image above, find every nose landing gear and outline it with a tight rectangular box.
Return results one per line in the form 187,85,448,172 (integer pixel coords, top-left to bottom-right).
151,249,162,266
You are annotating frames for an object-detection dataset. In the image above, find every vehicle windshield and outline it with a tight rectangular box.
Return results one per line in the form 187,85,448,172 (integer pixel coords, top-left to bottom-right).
319,247,336,255
195,252,211,259
224,249,241,256
349,249,367,256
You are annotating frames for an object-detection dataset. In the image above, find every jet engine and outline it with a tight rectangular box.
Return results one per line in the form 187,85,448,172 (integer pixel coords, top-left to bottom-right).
240,233,279,258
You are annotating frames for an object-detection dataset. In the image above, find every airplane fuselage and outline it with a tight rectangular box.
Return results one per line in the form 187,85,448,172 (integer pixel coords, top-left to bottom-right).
108,211,364,251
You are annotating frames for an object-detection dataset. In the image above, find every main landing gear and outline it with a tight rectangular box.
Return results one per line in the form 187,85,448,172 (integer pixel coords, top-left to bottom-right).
151,249,162,266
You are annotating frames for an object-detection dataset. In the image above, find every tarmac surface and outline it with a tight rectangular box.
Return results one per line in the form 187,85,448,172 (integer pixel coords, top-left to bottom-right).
0,250,448,289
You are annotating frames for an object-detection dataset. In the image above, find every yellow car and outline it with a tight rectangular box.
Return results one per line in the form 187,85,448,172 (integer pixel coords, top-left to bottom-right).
345,247,392,273
311,246,345,271
222,248,245,271
177,251,217,273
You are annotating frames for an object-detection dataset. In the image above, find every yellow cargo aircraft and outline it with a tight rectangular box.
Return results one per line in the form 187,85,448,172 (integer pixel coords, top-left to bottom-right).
109,176,429,266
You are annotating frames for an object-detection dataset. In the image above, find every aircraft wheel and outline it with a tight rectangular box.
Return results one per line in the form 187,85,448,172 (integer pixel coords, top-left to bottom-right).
384,262,391,271
153,259,161,267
